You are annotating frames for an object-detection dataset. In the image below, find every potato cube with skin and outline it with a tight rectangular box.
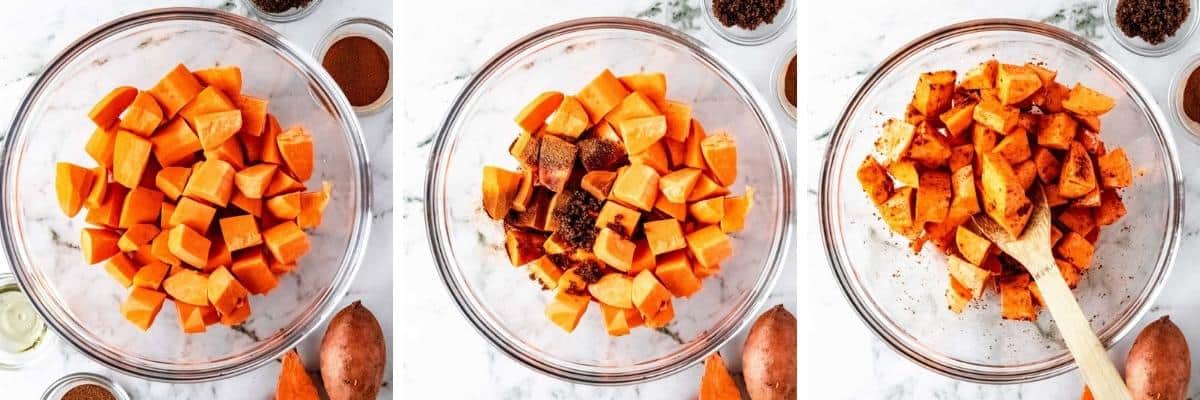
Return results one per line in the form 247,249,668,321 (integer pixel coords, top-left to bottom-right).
973,98,1019,134
1097,148,1132,188
906,123,951,168
996,64,1043,105
644,218,686,255
631,269,672,319
873,119,916,166
955,226,992,266
857,156,893,204
947,255,990,298
1055,231,1095,270
914,170,951,225
1062,83,1115,116
911,70,956,116
1059,142,1098,198
594,228,635,272
961,60,998,90
610,164,660,211
980,152,1032,237
685,225,733,268
993,128,1032,164
1000,274,1037,321
1036,113,1078,150
537,136,578,192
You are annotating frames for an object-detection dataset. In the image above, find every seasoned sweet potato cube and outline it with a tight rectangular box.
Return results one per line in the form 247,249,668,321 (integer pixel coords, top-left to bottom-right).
149,64,204,118
481,166,522,220
654,251,701,297
576,69,630,123
873,119,916,166
610,164,660,211
1000,274,1037,321
596,201,640,236
594,227,635,272
537,135,578,192
1058,206,1096,235
121,287,166,331
980,152,1031,237
578,171,615,202
577,137,625,172
1097,148,1132,189
950,165,980,217
118,91,164,137
504,228,546,267
1059,142,1097,198
1036,113,1078,150
912,70,956,116
685,225,733,268
878,187,918,238
947,255,990,298
1055,231,1095,269
528,256,563,290
994,128,1032,164
514,91,564,133
914,170,951,225
955,226,992,266
946,277,972,314
973,97,1019,134
972,124,1000,157
857,156,892,205
1062,83,1115,116
1014,159,1038,190
996,64,1043,105
263,221,310,265
1056,259,1082,288
907,123,951,168
1096,190,1127,226
940,101,976,138
961,60,998,90
887,160,919,188
588,273,634,309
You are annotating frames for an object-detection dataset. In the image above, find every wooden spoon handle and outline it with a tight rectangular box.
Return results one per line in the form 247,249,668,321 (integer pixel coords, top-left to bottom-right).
1031,260,1131,400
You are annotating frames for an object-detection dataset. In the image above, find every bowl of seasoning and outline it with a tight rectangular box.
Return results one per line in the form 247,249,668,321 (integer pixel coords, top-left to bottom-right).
1168,54,1200,140
0,272,54,369
773,43,797,121
1105,0,1197,57
315,18,393,116
240,0,322,23
41,372,130,400
702,0,795,46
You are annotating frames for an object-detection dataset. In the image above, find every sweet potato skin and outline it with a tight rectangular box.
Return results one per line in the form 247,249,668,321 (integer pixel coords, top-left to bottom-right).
320,301,387,400
1125,316,1191,400
742,305,796,400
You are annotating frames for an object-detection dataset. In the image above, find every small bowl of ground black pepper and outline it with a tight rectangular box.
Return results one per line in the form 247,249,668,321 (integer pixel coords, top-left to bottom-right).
1105,0,1197,56
1169,54,1200,140
241,0,323,23
314,18,393,116
40,372,130,400
702,0,795,46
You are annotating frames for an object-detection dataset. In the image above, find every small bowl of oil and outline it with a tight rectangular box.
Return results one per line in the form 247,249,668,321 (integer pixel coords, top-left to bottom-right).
0,272,54,369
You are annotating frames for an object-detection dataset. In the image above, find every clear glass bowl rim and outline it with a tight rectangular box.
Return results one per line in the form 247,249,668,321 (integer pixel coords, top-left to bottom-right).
424,17,794,385
818,18,1183,383
0,7,373,382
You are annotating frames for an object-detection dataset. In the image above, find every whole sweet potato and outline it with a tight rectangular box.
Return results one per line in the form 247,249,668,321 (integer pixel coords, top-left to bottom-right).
320,301,387,400
742,305,796,400
1125,316,1190,400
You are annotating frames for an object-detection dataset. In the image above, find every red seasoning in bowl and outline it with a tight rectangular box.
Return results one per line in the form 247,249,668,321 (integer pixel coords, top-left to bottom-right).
322,36,390,107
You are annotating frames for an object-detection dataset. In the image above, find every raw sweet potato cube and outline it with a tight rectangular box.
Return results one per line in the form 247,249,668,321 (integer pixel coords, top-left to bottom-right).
994,128,1031,164
150,230,181,266
961,60,998,90
980,152,1031,237
655,196,688,221
118,187,164,229
999,274,1036,321
685,225,733,268
182,159,236,207
631,269,672,318
220,215,262,252
947,255,990,298
194,65,242,97
1036,113,1078,150
55,162,95,217
113,130,152,189
118,224,160,253
207,266,248,316
83,167,109,210
1059,142,1097,198
537,135,577,192
684,119,709,169
873,119,916,166
155,167,191,201
611,163,660,211
150,118,203,167
721,188,753,233
205,239,232,273
220,300,251,326
85,126,119,168
644,218,686,255
163,268,209,306
168,224,211,268
170,197,216,233
618,72,667,103
267,192,303,219
593,227,635,272
996,64,1043,105
630,240,656,275
664,138,687,169
940,101,976,137
1055,231,1095,269
618,115,667,155
235,94,268,136
230,190,262,218
89,86,139,129
1096,190,1127,226
511,169,535,212
576,69,630,123
588,273,634,309
234,164,277,200
118,91,164,136
132,261,169,290
175,302,209,334
105,253,139,288
528,256,563,290
260,114,284,165
599,303,634,337
955,226,992,266
149,64,204,118
481,165,521,219
81,228,121,264
1097,148,1132,189
644,298,675,328
878,187,918,238
604,92,660,128
544,287,590,333
194,110,242,151
277,126,314,181
263,221,310,264
1062,83,1115,116
179,86,237,129
504,228,545,267
660,100,692,142
231,250,278,295
689,197,725,224
121,287,166,331
595,201,640,235
973,97,1019,134
914,170,951,225
911,70,956,116
514,91,564,133
629,140,671,175
655,251,701,297
86,183,127,228
581,171,617,201
297,189,330,229
700,133,737,186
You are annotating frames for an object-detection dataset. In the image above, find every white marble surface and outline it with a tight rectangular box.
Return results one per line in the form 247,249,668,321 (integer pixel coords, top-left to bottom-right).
399,0,796,398
804,1,1200,398
0,1,393,398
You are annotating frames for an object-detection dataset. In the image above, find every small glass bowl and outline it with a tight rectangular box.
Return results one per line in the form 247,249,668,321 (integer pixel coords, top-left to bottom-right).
314,17,394,116
701,0,796,46
1104,0,1198,57
772,43,797,121
0,273,55,369
239,0,323,23
1168,54,1200,140
40,372,131,400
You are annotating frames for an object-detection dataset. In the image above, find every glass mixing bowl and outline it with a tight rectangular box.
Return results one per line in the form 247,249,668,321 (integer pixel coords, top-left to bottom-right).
425,17,792,385
1,8,371,382
819,19,1182,383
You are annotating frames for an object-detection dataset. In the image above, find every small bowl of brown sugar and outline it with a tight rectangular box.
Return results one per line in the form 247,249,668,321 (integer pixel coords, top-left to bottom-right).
314,18,393,116
241,0,323,23
40,373,130,400
1105,0,1198,56
702,0,795,46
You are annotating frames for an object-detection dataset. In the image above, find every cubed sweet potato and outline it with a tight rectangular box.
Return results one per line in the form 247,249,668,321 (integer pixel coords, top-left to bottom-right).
940,102,976,138
537,135,578,192
685,225,733,268
644,218,686,256
276,126,314,181
207,266,247,317
132,261,169,290
170,197,216,233
514,91,564,133
857,156,893,205
263,221,310,264
118,91,164,137
700,133,737,186
915,170,951,225
113,130,152,189
947,255,990,298
721,188,753,233
912,70,956,116
873,119,916,166
879,187,918,238
231,250,278,295
1062,83,1115,116
182,159,236,207
618,72,667,103
55,162,95,217
1000,274,1037,321
1059,142,1097,198
89,86,139,129
1096,190,1127,226
149,64,204,118
973,97,1019,134
994,128,1032,164
980,152,1031,237
167,224,210,268
163,268,209,306
576,69,630,123
481,166,521,220
121,287,166,331
631,269,672,319
587,273,634,309
595,201,641,236
961,60,998,90
996,64,1043,105
1055,231,1095,269
610,163,660,211
1096,148,1132,189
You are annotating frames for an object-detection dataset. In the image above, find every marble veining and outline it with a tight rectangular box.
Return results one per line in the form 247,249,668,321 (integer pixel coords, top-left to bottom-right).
1,1,393,398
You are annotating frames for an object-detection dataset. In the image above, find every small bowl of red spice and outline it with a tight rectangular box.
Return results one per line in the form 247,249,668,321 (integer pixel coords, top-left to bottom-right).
1105,0,1197,56
241,0,323,23
1169,54,1200,140
315,18,393,116
772,44,797,121
40,372,130,400
702,0,795,46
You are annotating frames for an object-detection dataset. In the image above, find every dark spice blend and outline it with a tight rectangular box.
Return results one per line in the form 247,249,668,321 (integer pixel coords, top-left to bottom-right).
1115,0,1190,45
61,384,116,400
1183,67,1200,124
322,36,390,107
784,54,796,108
251,0,312,14
712,0,785,30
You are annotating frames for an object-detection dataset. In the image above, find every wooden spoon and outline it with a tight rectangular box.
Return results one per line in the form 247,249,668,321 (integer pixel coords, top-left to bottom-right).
970,184,1131,400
